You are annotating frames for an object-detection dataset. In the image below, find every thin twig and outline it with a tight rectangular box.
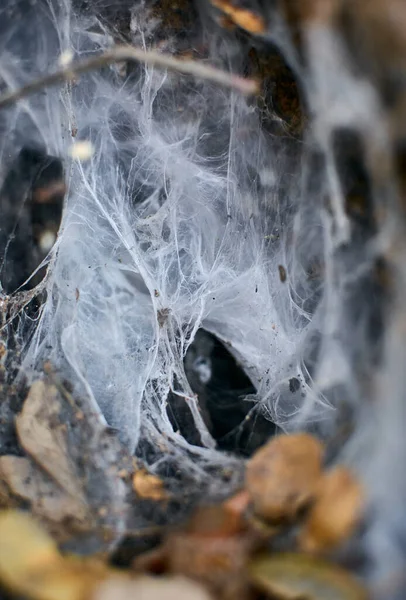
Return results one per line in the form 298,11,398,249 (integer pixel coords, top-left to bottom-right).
0,45,258,109
44,361,78,410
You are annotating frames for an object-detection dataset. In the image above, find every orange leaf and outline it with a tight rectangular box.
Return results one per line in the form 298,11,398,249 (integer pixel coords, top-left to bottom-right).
245,433,324,523
132,469,168,501
299,466,364,553
211,0,266,34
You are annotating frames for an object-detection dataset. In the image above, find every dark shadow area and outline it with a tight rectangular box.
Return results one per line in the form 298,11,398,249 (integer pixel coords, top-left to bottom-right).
166,329,279,456
0,146,65,294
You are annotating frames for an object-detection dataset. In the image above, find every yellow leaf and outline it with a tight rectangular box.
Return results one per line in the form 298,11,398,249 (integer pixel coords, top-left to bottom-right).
249,552,368,600
0,510,60,594
0,510,112,600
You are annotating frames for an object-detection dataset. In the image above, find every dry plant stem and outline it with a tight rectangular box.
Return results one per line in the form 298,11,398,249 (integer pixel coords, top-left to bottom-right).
43,361,78,410
0,45,258,110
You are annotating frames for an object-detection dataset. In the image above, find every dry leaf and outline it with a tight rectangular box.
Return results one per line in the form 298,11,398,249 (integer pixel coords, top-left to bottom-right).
245,433,324,523
223,490,251,518
133,469,168,501
211,0,266,33
93,575,214,600
0,510,60,578
299,466,364,553
249,552,368,600
133,504,261,600
16,382,87,505
15,381,89,521
5,378,129,551
0,510,120,600
0,455,90,526
162,505,260,600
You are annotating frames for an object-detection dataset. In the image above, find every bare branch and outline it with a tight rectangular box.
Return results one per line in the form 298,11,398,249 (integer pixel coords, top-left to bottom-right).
0,45,258,109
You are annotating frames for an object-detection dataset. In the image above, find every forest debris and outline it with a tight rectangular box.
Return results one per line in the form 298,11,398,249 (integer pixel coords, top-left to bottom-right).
0,511,60,585
157,308,171,328
223,489,251,518
0,456,89,525
132,469,168,501
15,381,89,517
245,433,324,523
93,575,214,600
134,504,264,600
248,552,368,600
0,377,130,550
299,467,365,553
211,0,266,34
0,510,119,600
278,265,287,283
0,46,258,112
0,511,207,600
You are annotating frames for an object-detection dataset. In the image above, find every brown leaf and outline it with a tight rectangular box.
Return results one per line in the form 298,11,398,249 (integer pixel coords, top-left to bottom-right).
249,552,368,600
245,433,324,523
133,504,260,600
299,466,365,553
5,377,130,551
16,381,88,510
162,505,260,600
0,456,88,525
211,0,266,34
133,469,168,501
